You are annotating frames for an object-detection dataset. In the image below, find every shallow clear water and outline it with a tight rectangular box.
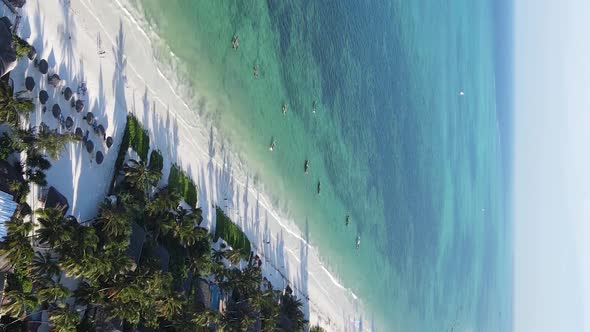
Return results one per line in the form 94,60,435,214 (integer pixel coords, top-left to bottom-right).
132,0,513,330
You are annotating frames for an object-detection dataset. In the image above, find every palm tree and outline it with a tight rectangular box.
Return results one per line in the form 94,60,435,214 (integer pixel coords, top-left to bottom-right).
37,280,70,304
71,225,99,257
35,130,77,160
171,214,197,246
97,202,132,238
192,309,222,328
260,290,281,332
26,150,52,170
309,325,327,332
155,292,185,320
35,208,71,249
146,210,174,243
0,80,34,126
0,219,34,269
28,252,60,282
1,290,38,319
73,282,102,307
279,294,307,331
194,207,204,225
123,159,161,194
224,249,243,266
49,304,81,332
212,248,226,263
147,187,181,215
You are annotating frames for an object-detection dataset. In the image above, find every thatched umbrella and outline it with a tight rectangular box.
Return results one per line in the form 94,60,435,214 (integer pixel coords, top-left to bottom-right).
106,136,113,148
38,59,48,74
39,90,49,104
75,99,84,113
51,104,61,118
75,127,84,140
65,116,74,130
95,151,104,164
85,112,94,125
25,77,35,91
48,74,61,87
96,124,105,139
27,46,37,61
63,87,72,101
86,140,94,153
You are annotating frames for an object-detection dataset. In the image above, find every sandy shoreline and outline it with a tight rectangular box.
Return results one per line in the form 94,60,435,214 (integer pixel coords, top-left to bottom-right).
9,0,369,330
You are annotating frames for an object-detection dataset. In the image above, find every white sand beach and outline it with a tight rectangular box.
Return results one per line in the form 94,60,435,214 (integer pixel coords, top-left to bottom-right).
6,0,368,330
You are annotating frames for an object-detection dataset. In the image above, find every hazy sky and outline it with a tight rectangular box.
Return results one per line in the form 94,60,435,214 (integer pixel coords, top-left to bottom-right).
513,0,590,331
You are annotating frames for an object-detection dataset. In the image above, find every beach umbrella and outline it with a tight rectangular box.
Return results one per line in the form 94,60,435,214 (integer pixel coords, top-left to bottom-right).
39,90,49,104
25,76,35,91
48,74,61,87
75,99,84,112
95,151,104,164
63,87,72,101
106,136,113,148
27,46,37,61
51,104,61,118
86,140,94,153
75,127,84,140
65,116,73,130
38,59,48,74
96,124,105,138
85,112,94,125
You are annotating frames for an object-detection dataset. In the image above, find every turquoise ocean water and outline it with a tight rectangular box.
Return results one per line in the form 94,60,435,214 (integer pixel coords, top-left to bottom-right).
131,0,513,330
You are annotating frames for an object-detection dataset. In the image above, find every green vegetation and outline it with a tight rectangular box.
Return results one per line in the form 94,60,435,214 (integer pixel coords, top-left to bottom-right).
148,149,164,173
12,34,32,60
168,164,198,207
214,207,251,258
310,325,327,332
112,116,130,188
0,103,309,330
0,80,33,127
127,115,150,161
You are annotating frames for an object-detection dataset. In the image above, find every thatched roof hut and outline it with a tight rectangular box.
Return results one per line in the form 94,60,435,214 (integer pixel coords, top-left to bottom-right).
126,222,146,271
42,186,69,214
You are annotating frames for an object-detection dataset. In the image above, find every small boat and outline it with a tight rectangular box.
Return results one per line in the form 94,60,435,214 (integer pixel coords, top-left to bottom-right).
345,215,350,226
312,100,317,114
304,160,309,175
269,139,276,151
282,103,288,115
231,34,239,49
356,235,360,249
317,181,321,195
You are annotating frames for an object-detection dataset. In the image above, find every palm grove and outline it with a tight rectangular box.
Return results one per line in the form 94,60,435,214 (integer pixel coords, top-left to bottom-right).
0,71,320,330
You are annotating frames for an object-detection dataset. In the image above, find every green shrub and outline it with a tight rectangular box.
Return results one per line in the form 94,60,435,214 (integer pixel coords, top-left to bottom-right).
214,207,251,258
168,164,197,207
148,150,163,173
127,115,149,161
110,116,130,193
12,34,31,60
